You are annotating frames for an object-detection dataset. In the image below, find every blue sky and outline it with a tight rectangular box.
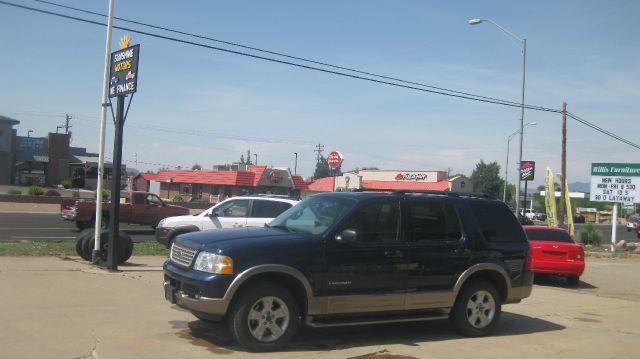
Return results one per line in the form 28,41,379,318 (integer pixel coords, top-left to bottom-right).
1,0,638,187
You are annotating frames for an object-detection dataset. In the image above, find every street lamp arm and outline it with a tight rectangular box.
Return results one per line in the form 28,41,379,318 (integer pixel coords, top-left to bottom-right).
473,19,524,51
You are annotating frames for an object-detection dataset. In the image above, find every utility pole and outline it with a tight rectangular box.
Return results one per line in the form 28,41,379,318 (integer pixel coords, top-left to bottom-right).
314,143,325,162
64,114,73,134
558,102,568,226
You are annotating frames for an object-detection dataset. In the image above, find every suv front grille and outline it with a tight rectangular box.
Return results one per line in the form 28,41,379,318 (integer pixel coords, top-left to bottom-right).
170,243,198,268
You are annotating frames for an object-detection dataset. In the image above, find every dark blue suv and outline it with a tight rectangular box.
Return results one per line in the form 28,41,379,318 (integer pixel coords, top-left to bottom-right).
164,191,533,352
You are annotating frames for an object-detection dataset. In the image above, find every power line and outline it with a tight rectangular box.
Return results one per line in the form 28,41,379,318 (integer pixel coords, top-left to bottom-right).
2,0,639,151
32,0,545,110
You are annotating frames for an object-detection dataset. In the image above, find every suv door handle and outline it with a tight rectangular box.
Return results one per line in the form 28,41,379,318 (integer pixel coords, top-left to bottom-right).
384,250,404,258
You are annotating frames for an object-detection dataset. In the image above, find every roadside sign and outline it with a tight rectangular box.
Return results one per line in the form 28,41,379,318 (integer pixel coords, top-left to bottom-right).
109,44,140,98
590,163,640,203
520,161,535,181
327,151,344,170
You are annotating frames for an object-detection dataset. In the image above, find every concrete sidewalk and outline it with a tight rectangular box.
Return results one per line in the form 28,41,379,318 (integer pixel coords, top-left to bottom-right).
0,202,60,213
1,255,639,359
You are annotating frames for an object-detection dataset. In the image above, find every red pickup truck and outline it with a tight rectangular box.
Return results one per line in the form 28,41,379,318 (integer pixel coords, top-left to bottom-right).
61,191,189,230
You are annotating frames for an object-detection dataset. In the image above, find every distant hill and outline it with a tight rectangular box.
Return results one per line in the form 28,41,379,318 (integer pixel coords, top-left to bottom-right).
569,182,590,192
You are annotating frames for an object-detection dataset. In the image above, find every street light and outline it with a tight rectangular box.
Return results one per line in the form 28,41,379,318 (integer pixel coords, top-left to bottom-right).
504,122,537,203
254,153,258,165
293,152,298,175
27,130,33,137
470,18,527,216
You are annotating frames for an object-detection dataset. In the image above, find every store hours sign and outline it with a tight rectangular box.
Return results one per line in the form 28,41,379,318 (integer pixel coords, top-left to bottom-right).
589,163,640,204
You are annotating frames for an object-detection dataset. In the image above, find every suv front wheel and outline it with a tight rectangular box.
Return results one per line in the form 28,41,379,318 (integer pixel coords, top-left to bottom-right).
450,280,502,337
228,283,300,352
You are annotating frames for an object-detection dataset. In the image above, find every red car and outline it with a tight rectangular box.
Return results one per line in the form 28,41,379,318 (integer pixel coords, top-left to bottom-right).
523,225,585,286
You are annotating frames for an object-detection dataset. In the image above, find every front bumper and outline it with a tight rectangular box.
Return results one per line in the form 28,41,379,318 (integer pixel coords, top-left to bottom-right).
163,260,235,317
155,227,170,247
60,209,77,221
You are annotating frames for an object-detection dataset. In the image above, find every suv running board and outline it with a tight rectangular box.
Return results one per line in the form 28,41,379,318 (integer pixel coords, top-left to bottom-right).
305,312,449,328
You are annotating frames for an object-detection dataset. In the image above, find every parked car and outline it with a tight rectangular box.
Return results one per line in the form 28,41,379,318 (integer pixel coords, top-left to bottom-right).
60,191,189,230
520,208,537,220
155,195,299,247
522,225,585,286
163,190,533,352
627,215,639,232
535,212,547,221
636,221,640,239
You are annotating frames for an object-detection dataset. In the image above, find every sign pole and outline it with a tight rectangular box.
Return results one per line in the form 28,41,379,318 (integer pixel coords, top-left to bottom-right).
611,203,618,252
93,0,115,263
107,95,125,270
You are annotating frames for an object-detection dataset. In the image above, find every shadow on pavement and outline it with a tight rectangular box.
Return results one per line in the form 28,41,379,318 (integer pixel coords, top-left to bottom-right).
534,274,598,289
171,311,564,353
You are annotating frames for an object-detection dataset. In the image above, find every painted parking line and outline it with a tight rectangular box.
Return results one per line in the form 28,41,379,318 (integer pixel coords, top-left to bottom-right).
0,228,71,230
10,236,75,239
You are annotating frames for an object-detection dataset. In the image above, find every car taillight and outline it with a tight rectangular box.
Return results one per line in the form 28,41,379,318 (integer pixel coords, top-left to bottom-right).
523,248,533,272
569,246,585,261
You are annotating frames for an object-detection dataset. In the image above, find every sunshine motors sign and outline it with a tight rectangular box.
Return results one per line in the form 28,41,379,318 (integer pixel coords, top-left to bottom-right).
109,43,140,97
590,163,640,204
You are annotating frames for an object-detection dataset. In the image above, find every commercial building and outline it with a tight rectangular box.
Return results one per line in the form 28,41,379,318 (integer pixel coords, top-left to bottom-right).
305,170,473,194
132,165,307,202
0,114,122,188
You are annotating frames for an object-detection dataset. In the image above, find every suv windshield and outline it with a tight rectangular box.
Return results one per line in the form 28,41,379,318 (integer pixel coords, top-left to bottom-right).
269,195,356,235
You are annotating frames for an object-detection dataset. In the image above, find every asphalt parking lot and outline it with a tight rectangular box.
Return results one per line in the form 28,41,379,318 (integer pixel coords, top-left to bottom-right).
1,255,639,359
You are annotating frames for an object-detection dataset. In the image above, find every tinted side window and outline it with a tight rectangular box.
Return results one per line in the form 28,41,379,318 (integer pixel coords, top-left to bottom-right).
408,201,446,242
445,203,463,240
251,200,288,218
470,202,526,242
214,200,249,218
343,200,400,243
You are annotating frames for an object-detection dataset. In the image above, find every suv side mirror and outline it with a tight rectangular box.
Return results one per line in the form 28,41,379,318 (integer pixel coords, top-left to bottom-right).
335,229,358,244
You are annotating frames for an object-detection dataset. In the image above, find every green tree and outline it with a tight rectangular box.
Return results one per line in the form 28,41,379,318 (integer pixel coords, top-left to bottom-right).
470,160,501,198
191,163,202,170
313,156,336,179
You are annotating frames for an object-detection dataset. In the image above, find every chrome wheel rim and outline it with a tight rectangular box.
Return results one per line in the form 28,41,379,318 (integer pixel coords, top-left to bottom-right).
247,296,290,342
466,290,496,329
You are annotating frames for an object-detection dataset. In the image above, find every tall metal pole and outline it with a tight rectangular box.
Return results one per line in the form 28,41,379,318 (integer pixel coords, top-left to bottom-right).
107,95,125,270
503,136,511,202
93,0,115,263
294,152,298,175
515,38,527,217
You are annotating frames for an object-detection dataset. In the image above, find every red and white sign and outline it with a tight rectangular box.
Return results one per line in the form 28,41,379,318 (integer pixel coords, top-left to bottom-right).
268,171,283,184
327,151,344,170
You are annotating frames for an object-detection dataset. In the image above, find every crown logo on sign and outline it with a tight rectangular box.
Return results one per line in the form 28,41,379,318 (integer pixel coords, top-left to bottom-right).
119,34,131,49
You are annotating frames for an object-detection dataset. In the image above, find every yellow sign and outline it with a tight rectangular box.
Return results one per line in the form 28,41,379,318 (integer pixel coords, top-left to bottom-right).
557,174,575,237
545,167,558,227
119,34,131,50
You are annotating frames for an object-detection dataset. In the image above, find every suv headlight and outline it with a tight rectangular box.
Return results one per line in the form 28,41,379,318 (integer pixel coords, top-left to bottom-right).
193,252,233,274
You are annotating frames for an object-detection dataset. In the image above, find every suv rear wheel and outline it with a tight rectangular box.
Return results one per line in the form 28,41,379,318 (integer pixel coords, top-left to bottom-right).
228,284,300,352
450,280,501,337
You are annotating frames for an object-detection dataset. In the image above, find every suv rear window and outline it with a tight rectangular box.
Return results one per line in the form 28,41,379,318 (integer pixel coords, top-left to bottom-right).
524,228,574,243
470,202,526,243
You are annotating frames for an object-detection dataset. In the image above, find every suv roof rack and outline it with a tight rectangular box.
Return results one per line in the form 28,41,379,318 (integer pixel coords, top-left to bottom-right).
249,194,300,200
390,190,496,200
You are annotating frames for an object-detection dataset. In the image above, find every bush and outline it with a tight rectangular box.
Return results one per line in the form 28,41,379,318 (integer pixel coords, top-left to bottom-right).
72,191,81,199
172,195,184,202
27,186,44,196
61,179,72,189
7,189,22,195
44,189,61,197
579,224,602,246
